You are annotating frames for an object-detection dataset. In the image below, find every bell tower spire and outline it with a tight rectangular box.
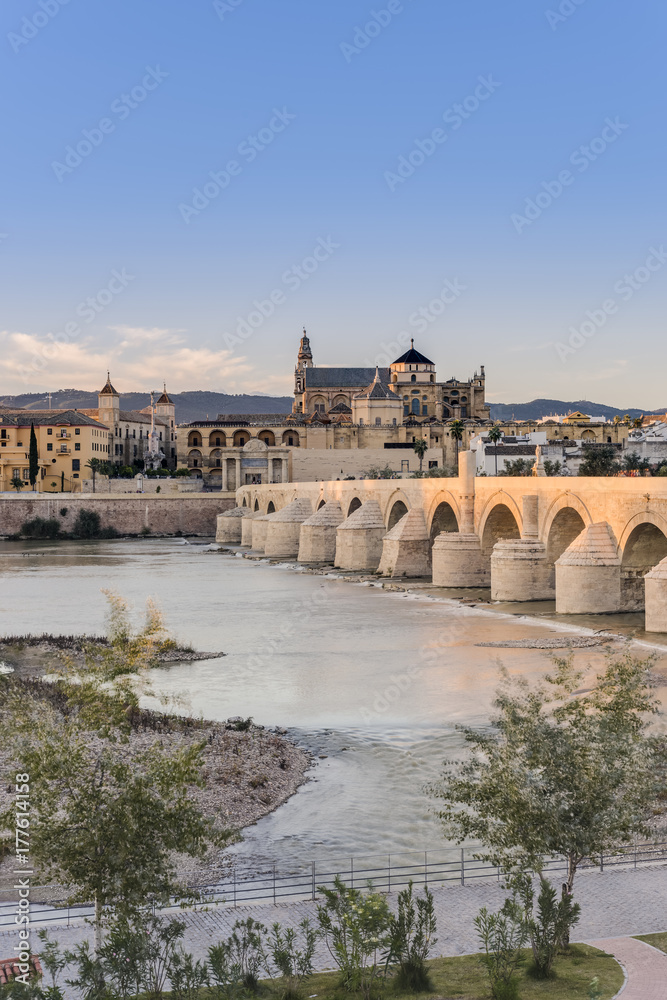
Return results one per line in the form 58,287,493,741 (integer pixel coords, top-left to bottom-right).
297,326,313,368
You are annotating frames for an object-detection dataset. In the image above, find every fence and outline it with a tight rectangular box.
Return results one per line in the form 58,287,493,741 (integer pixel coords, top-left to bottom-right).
1,840,666,929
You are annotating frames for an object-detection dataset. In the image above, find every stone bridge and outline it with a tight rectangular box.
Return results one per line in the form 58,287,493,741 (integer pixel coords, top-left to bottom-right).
216,453,667,631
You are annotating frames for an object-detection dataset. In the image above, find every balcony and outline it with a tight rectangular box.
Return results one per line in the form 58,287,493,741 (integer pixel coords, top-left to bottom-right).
58,447,71,455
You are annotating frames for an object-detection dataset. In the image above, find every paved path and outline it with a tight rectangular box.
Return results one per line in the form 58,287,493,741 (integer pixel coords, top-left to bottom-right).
2,866,666,970
590,937,667,999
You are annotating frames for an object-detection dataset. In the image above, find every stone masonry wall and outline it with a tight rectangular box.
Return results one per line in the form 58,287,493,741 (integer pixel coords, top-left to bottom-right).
0,495,235,537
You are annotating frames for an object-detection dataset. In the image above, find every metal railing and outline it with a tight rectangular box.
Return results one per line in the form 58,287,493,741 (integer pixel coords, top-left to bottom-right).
1,841,666,929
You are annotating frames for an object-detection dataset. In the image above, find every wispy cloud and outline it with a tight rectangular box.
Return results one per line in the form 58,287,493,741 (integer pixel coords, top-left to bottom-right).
0,327,256,394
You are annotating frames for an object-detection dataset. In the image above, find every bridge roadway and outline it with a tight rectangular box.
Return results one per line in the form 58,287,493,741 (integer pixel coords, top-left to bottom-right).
230,453,667,628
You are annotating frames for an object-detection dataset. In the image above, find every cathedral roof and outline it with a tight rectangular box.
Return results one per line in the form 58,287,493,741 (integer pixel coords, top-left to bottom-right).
392,342,435,366
355,369,399,401
304,367,391,389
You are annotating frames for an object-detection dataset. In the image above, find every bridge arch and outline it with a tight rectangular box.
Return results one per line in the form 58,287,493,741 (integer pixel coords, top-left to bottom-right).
266,501,276,514
317,498,327,510
426,491,461,545
253,499,260,511
618,512,667,609
384,488,411,529
478,494,522,561
347,497,362,517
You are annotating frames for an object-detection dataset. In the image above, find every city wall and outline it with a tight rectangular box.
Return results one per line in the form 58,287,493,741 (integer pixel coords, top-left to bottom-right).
0,494,235,537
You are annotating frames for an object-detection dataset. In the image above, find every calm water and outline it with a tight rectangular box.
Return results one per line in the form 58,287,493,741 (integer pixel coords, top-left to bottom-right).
1,538,666,869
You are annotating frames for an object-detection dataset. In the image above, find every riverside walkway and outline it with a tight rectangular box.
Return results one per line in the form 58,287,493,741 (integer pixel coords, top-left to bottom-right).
2,866,665,973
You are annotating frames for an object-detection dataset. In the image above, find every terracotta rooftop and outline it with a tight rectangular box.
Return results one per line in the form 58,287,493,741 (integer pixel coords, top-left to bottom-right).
0,956,42,985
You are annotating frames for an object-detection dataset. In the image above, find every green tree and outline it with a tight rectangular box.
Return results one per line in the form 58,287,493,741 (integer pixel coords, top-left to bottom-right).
431,653,666,907
449,420,464,461
0,594,230,952
28,423,39,489
85,457,102,493
11,474,24,492
578,445,620,476
413,438,428,473
543,459,562,477
487,424,502,476
499,458,533,477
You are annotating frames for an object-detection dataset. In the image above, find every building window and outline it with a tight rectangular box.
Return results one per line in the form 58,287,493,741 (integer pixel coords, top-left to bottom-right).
75,443,81,451
411,374,416,382
375,417,381,425
47,428,52,436
315,404,325,413
47,443,53,451
216,459,221,467
133,429,136,438
411,399,420,415
75,428,80,435
422,404,428,416
392,418,397,426
73,473,79,479
133,446,138,457
72,459,80,471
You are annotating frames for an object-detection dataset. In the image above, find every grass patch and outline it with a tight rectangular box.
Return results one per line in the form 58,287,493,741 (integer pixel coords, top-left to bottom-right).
271,945,622,1000
633,932,667,954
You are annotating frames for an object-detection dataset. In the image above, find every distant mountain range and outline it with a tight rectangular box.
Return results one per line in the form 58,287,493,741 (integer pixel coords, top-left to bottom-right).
2,390,664,425
0,389,294,424
488,398,667,422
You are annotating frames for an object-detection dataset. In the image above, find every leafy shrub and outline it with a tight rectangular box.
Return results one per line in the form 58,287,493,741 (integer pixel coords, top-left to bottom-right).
317,876,391,998
474,899,526,1000
72,509,102,538
168,950,209,1000
59,507,68,517
175,467,191,477
269,919,318,1000
518,877,580,977
19,517,61,539
387,882,437,992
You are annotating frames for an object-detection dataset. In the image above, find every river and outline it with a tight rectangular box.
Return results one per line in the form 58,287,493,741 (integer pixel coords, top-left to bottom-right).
1,538,665,871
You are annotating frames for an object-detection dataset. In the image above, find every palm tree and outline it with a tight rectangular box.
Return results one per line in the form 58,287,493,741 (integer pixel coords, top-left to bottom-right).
85,457,102,493
487,424,502,475
450,420,465,463
413,438,428,473
633,416,644,429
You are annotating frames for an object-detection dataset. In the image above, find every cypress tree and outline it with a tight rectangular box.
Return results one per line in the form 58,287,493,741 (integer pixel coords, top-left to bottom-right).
28,422,39,488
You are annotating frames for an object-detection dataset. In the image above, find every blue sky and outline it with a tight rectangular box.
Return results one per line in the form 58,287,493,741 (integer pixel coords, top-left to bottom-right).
1,0,665,407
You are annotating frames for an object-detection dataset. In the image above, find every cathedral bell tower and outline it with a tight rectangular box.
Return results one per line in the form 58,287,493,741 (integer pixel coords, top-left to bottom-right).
293,327,313,413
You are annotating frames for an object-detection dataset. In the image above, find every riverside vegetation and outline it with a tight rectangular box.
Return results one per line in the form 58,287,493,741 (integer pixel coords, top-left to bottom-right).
0,880,622,1000
0,593,307,917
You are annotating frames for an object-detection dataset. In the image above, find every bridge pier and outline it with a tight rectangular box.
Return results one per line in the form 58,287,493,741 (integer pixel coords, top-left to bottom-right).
298,501,344,564
216,506,246,544
555,522,622,614
432,451,489,587
644,556,667,632
335,500,386,571
491,496,553,601
264,498,313,558
240,510,262,546
378,507,430,578
251,511,275,552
